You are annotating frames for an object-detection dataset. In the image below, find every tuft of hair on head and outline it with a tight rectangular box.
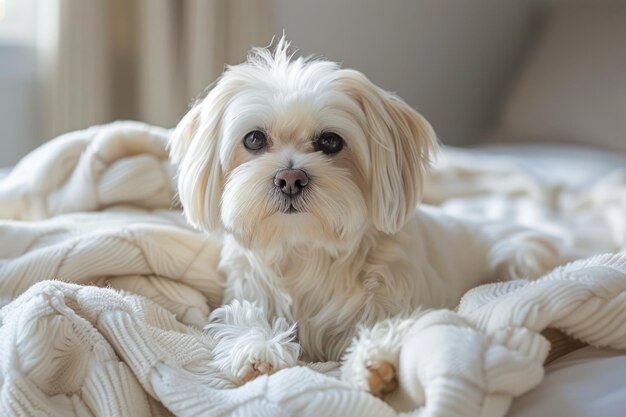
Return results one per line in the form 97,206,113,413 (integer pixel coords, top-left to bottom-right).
244,34,297,72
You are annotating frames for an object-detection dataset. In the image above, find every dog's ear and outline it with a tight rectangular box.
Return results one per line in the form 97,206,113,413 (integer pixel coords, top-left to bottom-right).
337,69,438,234
169,79,234,231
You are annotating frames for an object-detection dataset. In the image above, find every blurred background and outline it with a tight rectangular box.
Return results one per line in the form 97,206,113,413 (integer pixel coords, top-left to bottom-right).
1,0,625,167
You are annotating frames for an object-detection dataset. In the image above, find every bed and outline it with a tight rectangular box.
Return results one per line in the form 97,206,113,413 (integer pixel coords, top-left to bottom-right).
1,3,625,417
436,144,626,417
0,121,624,417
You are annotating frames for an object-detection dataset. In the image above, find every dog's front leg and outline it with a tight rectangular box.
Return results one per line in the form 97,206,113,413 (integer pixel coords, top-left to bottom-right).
204,300,300,384
341,313,421,398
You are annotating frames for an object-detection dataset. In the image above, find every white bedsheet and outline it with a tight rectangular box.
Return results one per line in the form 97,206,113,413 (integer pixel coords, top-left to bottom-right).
509,347,626,417
464,143,626,188
1,123,625,417
463,144,626,417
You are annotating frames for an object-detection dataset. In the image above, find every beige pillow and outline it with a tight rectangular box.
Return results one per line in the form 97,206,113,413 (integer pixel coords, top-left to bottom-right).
488,3,626,152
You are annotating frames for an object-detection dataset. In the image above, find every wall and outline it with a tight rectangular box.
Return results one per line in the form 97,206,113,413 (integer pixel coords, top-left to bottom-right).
0,0,559,166
269,0,544,146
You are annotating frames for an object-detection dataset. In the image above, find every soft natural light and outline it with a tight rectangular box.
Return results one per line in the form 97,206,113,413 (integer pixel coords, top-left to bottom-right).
0,0,38,43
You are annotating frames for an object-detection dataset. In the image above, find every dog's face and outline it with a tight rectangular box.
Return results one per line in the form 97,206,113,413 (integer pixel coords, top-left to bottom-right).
170,39,437,251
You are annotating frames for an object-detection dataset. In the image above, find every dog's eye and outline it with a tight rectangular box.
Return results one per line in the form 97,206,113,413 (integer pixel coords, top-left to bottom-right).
243,130,268,152
316,132,344,155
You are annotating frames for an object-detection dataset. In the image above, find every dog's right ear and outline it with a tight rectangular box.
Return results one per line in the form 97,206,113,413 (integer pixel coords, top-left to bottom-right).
169,80,233,231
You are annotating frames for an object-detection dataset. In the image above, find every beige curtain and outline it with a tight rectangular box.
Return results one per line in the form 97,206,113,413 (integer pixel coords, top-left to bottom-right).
37,0,272,140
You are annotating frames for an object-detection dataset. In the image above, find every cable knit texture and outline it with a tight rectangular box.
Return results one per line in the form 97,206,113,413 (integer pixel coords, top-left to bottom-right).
1,121,625,417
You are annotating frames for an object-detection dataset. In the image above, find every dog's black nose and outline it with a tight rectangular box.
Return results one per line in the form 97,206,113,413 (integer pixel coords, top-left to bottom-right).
274,169,309,195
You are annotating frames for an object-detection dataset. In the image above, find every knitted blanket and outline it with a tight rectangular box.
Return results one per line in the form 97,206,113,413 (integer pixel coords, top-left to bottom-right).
1,121,625,417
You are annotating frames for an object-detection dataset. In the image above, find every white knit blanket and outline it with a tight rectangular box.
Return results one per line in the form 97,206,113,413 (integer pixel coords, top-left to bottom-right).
1,121,625,417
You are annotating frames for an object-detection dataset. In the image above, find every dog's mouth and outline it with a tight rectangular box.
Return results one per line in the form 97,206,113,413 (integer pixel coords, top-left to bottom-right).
276,197,306,214
270,189,308,214
272,188,308,215
282,202,300,214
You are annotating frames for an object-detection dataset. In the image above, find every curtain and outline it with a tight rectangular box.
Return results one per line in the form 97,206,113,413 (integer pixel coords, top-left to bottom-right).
37,0,272,140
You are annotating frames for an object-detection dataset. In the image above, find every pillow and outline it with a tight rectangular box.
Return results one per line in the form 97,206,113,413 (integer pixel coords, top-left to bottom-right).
487,3,626,152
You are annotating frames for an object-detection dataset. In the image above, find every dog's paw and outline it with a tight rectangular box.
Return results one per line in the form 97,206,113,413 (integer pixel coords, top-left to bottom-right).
205,301,300,385
343,354,400,398
365,360,398,398
341,316,418,398
211,329,299,384
240,359,275,382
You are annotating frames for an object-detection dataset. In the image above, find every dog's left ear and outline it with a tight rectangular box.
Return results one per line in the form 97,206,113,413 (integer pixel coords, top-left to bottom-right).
337,69,438,234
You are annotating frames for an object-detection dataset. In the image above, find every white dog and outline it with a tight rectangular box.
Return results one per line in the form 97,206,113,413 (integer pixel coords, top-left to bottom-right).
169,38,565,397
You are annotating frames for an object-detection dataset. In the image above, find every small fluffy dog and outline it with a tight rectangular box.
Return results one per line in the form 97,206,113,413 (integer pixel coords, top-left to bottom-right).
169,38,564,397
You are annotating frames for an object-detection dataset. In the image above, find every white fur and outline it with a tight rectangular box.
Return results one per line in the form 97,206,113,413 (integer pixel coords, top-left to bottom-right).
205,299,300,383
340,311,427,390
170,38,565,391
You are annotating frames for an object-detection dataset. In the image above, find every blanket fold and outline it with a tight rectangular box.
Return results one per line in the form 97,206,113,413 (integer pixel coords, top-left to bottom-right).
0,121,175,220
1,121,625,417
389,253,626,417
